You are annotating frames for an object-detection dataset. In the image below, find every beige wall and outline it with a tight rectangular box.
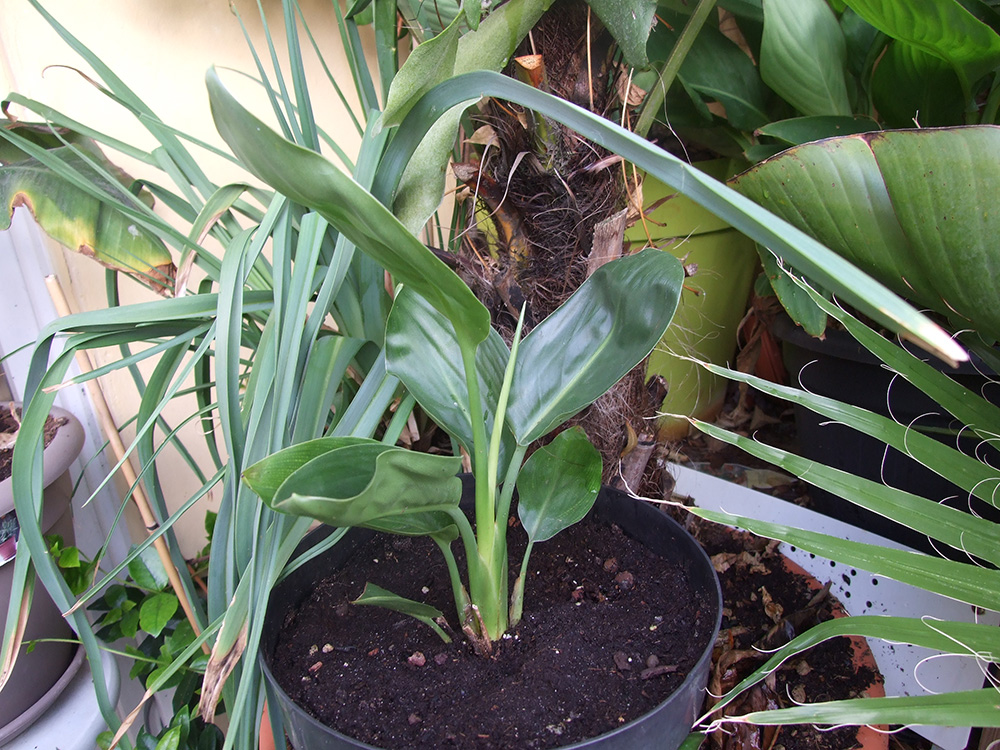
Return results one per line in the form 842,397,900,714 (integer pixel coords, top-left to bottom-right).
1,1,374,556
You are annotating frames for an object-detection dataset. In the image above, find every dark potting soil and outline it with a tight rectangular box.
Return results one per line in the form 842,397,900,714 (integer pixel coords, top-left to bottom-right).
0,407,67,483
269,511,717,749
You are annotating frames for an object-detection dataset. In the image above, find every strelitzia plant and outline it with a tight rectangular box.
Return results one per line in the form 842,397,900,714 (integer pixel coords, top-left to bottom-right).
3,2,974,749
242,237,685,649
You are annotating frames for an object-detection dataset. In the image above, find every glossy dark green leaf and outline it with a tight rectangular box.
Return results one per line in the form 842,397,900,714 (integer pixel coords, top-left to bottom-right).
206,68,490,354
507,248,683,445
731,126,1000,340
648,11,770,132
760,0,852,117
385,287,513,465
756,115,881,144
871,42,966,128
270,445,463,528
844,0,1000,86
587,0,657,69
242,436,378,503
517,427,601,544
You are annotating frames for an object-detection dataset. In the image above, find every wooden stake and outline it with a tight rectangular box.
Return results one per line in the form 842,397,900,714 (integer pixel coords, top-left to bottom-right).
44,275,208,652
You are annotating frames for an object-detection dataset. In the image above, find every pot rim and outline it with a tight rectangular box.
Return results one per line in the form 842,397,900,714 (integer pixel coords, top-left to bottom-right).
0,403,85,517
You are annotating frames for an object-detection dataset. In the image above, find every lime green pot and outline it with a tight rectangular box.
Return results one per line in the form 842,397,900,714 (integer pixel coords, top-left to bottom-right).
626,160,757,440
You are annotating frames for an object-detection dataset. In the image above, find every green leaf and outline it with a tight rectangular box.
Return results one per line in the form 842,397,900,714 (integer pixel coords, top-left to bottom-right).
242,436,379,503
713,688,1000,729
730,126,1000,341
140,593,180,638
760,0,852,116
270,446,464,528
385,287,513,465
757,251,828,336
690,505,1000,612
206,68,491,355
871,42,966,128
381,0,553,128
0,144,175,292
507,248,684,444
844,0,1000,88
382,14,463,127
353,582,447,620
352,583,451,642
517,427,602,543
153,726,182,750
648,10,770,132
756,115,881,144
587,0,657,69
127,546,171,592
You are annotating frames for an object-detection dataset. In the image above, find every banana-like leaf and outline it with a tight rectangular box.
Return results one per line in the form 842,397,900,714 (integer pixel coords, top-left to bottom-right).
270,445,463,528
507,247,684,445
205,68,491,355
0,142,175,293
647,8,770,132
380,0,554,128
843,0,1000,88
760,0,852,117
731,126,1000,341
517,426,601,544
385,287,514,468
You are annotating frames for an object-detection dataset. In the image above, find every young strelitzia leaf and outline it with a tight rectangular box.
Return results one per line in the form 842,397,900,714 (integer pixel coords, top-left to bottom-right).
386,287,513,468
511,427,601,625
242,436,379,503
270,446,464,528
507,248,683,445
353,583,451,643
517,427,602,545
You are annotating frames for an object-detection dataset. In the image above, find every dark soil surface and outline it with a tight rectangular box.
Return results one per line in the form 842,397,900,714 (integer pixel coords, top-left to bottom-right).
0,406,67,483
270,513,716,749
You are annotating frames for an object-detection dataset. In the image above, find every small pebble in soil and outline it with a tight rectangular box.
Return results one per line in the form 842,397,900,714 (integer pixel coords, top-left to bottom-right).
614,571,635,591
408,651,426,667
603,557,618,573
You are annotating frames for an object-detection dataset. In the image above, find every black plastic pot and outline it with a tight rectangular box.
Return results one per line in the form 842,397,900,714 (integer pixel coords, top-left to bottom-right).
772,314,1000,554
260,482,722,750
